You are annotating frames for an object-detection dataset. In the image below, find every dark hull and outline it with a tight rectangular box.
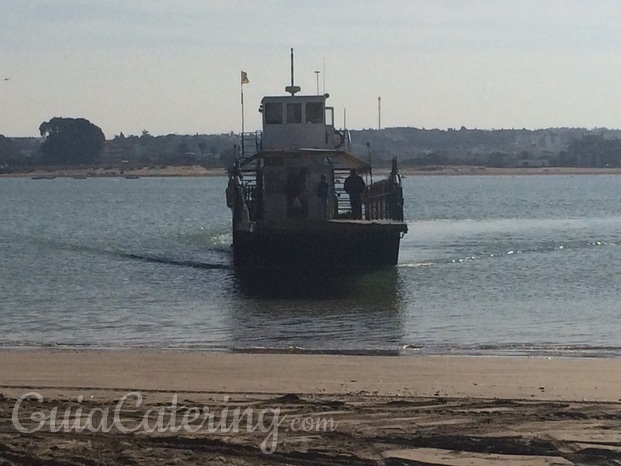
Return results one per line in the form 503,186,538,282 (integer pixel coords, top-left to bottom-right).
233,221,406,272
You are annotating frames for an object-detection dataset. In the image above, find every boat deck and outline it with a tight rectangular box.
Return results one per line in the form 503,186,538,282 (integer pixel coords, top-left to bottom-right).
251,219,408,233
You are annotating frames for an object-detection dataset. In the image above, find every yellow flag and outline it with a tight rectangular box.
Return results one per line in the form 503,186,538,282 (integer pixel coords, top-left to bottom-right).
241,71,249,85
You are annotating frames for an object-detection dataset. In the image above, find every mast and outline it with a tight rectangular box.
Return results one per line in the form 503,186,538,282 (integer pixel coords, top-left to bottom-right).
314,70,321,95
285,48,301,95
240,70,249,156
290,48,294,88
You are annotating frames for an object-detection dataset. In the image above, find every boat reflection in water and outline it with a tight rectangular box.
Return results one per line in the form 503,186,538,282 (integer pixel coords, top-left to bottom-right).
228,268,405,355
233,266,400,299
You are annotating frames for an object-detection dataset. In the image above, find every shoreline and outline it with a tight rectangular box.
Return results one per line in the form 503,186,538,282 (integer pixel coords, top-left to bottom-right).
0,164,227,179
2,344,621,359
2,350,621,464
3,164,621,179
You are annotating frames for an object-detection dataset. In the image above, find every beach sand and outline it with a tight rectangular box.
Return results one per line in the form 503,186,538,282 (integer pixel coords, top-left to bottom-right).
5,164,621,179
1,351,621,465
0,165,227,178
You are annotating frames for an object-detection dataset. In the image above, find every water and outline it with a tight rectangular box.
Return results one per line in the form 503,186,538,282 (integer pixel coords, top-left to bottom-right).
2,174,621,357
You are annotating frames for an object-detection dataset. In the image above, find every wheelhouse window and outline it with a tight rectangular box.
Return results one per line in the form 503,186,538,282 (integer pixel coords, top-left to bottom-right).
325,106,334,127
305,102,324,124
264,102,283,125
286,103,302,124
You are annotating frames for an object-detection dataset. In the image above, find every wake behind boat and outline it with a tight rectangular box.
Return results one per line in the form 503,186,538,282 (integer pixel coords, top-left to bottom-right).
227,51,407,272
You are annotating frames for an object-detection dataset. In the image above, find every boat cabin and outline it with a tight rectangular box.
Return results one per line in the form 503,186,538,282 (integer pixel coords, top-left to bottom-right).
232,92,402,226
260,94,341,151
233,91,371,224
257,150,369,223
236,148,371,223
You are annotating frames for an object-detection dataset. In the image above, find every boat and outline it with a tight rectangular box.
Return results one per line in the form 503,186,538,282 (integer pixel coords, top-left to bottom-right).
227,53,407,272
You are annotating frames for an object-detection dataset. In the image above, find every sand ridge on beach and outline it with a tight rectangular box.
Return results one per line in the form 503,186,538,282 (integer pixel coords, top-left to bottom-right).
1,351,621,465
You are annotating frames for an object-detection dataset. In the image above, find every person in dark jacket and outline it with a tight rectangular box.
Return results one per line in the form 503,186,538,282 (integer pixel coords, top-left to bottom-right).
284,174,302,218
316,174,330,219
344,169,365,219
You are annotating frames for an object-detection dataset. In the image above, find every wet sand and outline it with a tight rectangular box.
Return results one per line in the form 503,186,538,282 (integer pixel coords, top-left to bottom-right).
1,351,621,465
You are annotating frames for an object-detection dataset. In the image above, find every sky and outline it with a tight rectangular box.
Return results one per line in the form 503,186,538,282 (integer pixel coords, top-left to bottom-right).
2,0,621,138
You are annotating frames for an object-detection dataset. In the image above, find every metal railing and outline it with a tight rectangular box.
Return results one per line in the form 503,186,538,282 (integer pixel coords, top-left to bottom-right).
364,179,403,221
240,131,262,159
334,158,404,221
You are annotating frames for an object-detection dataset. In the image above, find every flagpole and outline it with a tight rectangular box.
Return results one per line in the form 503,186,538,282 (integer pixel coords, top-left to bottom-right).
241,73,245,158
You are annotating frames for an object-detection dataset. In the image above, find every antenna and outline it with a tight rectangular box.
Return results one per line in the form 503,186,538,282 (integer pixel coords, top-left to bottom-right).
314,70,321,95
285,48,301,95
366,142,373,183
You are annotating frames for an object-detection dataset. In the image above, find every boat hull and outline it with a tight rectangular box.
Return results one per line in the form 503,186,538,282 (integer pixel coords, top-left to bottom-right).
233,221,406,271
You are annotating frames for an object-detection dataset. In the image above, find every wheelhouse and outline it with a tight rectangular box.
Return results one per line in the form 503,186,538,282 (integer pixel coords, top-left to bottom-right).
260,94,340,151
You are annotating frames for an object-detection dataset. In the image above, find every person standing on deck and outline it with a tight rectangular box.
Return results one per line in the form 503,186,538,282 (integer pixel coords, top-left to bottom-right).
344,169,365,220
316,174,330,219
284,174,302,218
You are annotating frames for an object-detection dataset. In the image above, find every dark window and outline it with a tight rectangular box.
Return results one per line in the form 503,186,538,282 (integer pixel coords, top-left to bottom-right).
265,103,283,125
306,102,323,123
286,103,302,124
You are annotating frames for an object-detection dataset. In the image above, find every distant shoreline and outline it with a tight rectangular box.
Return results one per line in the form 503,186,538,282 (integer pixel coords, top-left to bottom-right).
3,164,621,179
0,165,227,179
398,165,621,176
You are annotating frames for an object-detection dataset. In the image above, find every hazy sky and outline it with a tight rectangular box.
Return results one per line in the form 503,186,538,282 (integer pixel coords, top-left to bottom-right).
2,0,621,137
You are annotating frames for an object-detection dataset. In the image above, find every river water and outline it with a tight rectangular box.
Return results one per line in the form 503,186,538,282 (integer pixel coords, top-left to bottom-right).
2,174,621,357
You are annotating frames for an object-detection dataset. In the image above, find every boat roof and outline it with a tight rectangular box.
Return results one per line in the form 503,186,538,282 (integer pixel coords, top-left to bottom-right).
239,149,372,173
261,94,326,103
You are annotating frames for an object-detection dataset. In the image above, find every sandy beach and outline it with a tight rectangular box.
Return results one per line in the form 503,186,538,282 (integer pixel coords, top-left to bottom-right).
0,165,227,179
1,351,621,465
4,164,621,179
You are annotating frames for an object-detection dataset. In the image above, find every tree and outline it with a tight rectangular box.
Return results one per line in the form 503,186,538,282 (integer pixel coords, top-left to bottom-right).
39,117,105,165
177,142,189,155
0,135,15,172
197,140,207,156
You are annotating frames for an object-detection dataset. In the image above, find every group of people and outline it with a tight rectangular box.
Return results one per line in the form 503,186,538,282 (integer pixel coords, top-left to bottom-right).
286,169,366,220
315,169,366,220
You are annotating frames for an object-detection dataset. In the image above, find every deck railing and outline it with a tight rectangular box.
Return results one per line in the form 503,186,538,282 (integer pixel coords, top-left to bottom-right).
364,178,404,221
333,158,404,221
240,131,263,159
